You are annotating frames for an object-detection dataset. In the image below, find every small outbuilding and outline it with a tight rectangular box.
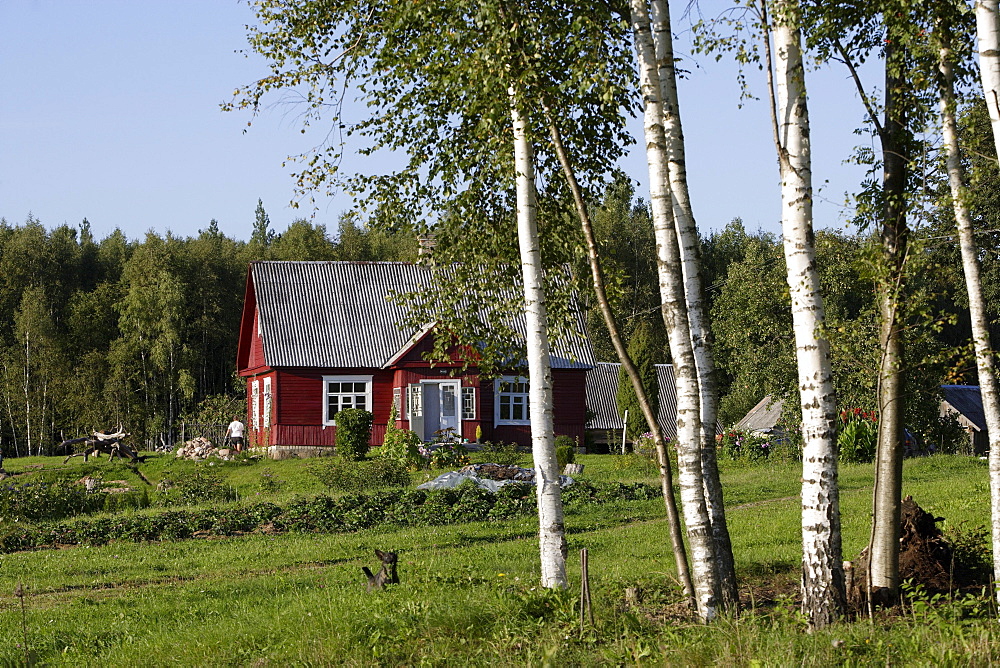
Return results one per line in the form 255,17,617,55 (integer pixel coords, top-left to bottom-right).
940,384,989,455
735,395,785,436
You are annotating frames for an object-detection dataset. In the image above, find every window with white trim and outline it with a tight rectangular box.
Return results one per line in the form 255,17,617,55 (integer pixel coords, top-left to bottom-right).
262,377,272,428
323,375,373,425
462,386,476,420
495,377,530,425
407,384,422,419
392,387,402,418
251,380,260,431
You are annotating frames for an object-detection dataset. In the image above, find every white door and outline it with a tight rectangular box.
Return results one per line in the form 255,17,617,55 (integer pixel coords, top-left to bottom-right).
422,380,460,440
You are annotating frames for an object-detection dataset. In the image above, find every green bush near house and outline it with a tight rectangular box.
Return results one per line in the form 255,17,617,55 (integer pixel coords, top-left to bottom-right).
429,443,470,469
334,408,374,461
379,404,425,470
554,435,576,470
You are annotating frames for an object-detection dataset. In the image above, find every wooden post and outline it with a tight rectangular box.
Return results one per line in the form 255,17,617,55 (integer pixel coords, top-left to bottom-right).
579,549,594,631
621,410,628,454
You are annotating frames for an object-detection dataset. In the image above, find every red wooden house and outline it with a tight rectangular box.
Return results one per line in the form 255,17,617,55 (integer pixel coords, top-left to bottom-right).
236,261,594,456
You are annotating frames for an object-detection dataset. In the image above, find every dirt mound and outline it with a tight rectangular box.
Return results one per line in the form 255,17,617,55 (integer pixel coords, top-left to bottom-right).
897,496,954,591
849,496,979,608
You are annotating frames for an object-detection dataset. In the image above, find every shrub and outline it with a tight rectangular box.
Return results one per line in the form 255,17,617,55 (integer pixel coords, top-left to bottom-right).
306,457,410,492
0,479,662,554
477,441,522,467
923,413,969,455
429,443,470,469
837,409,877,463
379,426,425,471
335,409,374,461
554,436,576,470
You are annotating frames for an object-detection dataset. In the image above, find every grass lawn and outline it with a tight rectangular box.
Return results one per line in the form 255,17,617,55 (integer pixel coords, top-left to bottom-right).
0,453,996,665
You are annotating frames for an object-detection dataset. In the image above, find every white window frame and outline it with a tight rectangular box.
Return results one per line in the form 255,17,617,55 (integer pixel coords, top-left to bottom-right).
322,375,373,426
251,379,260,431
392,387,402,418
462,386,476,420
407,383,423,419
262,377,272,428
495,376,530,426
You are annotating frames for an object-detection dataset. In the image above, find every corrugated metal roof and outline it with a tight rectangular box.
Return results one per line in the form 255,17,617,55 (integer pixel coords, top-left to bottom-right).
585,362,678,438
252,261,594,369
735,395,784,433
655,365,679,439
586,363,622,430
941,384,985,432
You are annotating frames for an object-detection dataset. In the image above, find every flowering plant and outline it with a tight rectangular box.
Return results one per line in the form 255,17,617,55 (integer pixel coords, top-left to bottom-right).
429,443,470,469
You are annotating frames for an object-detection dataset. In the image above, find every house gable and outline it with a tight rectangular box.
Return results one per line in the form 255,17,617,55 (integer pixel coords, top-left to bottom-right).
236,271,268,375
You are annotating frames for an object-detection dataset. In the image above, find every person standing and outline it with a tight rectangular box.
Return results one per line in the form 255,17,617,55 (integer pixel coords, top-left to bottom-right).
226,417,246,452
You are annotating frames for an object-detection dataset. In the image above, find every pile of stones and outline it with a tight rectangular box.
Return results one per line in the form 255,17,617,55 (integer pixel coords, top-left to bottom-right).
173,437,235,461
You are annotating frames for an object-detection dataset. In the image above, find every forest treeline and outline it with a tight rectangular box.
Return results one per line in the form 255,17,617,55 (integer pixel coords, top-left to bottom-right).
0,203,417,456
1,146,994,457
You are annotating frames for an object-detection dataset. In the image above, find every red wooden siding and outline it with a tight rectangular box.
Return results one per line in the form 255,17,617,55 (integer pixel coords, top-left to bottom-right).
271,424,387,448
260,368,392,448
248,309,265,370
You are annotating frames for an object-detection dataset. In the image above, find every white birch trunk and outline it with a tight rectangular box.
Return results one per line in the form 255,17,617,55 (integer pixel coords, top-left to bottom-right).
958,13,1000,601
977,0,1000,160
650,0,738,609
511,92,568,589
631,0,719,621
771,1,845,626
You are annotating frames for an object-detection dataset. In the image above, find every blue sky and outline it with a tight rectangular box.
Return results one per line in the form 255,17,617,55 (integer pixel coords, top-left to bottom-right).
0,1,872,243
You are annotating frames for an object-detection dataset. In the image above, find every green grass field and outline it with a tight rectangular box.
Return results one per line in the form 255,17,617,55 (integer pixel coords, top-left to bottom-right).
0,453,996,666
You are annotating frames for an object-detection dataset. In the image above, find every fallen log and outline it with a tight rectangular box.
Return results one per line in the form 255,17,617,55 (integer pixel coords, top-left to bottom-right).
61,430,142,464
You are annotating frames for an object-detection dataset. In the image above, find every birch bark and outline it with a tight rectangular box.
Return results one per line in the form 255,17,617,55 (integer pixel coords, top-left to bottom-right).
631,0,720,621
767,0,845,627
958,7,1000,601
650,0,738,610
869,34,908,598
511,92,568,590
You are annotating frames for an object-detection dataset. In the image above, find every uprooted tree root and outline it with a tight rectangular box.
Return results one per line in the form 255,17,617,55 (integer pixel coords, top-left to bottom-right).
848,496,987,611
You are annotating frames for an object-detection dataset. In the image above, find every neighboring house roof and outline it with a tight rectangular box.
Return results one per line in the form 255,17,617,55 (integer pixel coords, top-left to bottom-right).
941,384,986,432
735,395,784,433
586,363,621,431
247,261,595,370
585,362,679,439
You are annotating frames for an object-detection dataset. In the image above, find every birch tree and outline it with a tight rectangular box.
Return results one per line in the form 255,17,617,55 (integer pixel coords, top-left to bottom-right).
965,0,1000,602
512,96,567,588
631,0,721,620
801,0,932,602
544,111,695,603
650,0,738,609
763,0,845,627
